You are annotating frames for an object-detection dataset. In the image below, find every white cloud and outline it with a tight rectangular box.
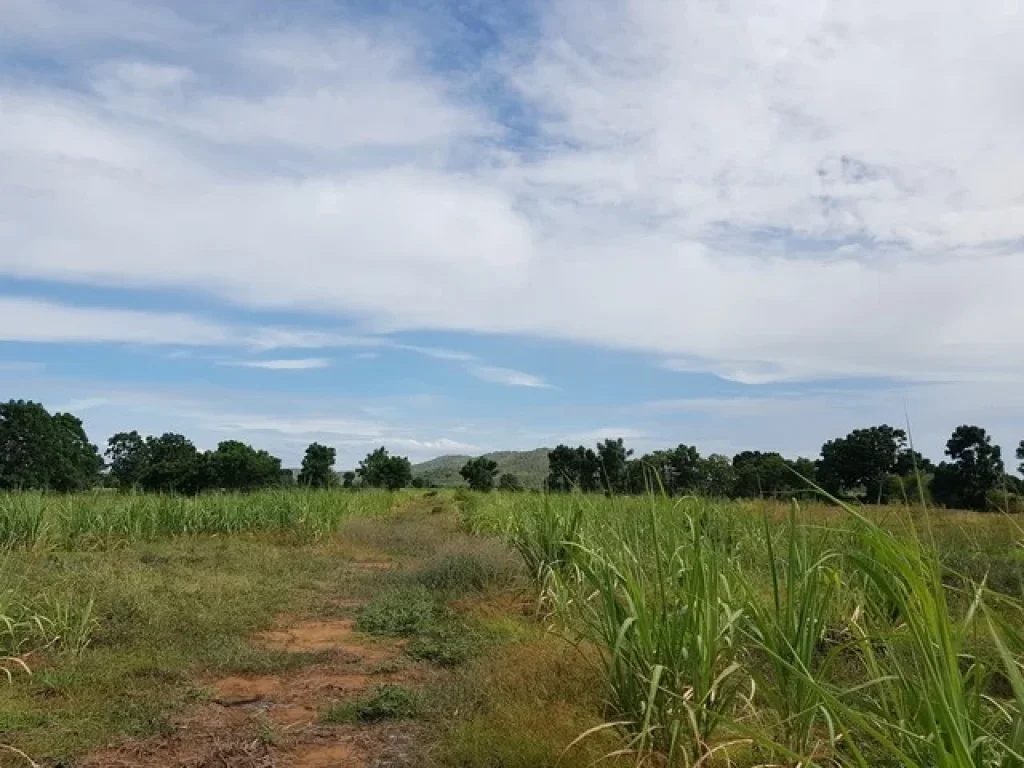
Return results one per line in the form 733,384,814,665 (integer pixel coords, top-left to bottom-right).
0,0,1022,395
0,297,234,346
223,357,331,371
467,365,552,389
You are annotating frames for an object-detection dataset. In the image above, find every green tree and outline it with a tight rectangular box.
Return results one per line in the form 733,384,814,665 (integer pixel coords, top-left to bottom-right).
498,472,523,492
342,471,356,489
817,425,908,502
106,430,150,490
546,445,601,493
50,412,104,492
733,451,791,498
932,425,1004,510
208,440,282,490
697,454,736,497
298,443,337,488
0,400,102,491
460,456,499,491
596,438,634,494
357,447,412,490
1017,440,1024,477
142,433,209,494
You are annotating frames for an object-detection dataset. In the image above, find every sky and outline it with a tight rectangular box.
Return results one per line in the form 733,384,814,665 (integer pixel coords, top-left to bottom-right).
1,0,1023,470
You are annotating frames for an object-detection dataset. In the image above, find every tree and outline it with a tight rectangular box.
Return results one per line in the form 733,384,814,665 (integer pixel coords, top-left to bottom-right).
733,451,792,498
208,440,282,491
357,447,412,490
817,425,908,502
106,431,150,490
546,445,601,493
498,472,524,492
932,425,1004,510
143,433,209,494
0,400,102,491
460,456,499,492
50,412,104,492
298,443,337,488
1017,440,1024,477
596,438,633,494
698,454,736,497
342,471,356,489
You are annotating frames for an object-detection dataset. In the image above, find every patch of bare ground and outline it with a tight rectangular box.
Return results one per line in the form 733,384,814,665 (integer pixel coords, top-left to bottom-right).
80,606,429,767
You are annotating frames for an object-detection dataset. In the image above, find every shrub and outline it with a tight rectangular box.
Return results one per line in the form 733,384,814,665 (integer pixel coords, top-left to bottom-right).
412,540,522,594
355,586,440,637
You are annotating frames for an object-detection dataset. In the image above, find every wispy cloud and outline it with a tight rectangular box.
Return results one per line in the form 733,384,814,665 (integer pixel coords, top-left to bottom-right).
467,365,552,389
223,357,332,371
395,344,478,362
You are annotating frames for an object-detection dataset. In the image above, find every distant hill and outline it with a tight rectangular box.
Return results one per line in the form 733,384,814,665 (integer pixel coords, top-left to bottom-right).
412,448,550,489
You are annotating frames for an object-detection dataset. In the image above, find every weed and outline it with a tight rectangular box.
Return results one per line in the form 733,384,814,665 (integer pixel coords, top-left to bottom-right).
355,585,440,636
322,684,423,723
408,623,483,667
412,539,523,594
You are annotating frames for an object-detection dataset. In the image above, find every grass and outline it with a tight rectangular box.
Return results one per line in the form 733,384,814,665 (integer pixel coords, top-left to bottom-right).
0,488,402,549
5,488,1024,768
0,534,377,760
322,683,424,723
473,492,1024,766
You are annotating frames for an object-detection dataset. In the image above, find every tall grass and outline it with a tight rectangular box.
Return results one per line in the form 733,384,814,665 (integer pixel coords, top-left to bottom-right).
482,491,1024,766
0,489,401,549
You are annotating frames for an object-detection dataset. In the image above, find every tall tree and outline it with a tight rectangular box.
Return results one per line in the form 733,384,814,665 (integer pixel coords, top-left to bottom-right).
546,445,600,492
0,400,102,491
208,440,282,490
298,443,337,488
597,438,634,494
357,447,412,490
932,425,1004,510
698,454,736,497
50,412,104,492
143,433,209,494
106,430,150,490
733,451,792,498
632,444,702,495
460,456,499,492
817,425,908,502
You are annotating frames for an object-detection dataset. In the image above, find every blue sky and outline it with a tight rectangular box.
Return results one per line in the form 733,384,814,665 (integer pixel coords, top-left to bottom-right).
2,0,1023,468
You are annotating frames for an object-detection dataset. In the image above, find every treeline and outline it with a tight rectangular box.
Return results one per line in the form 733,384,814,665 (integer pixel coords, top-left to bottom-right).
545,424,1023,511
1,399,1023,511
0,400,414,493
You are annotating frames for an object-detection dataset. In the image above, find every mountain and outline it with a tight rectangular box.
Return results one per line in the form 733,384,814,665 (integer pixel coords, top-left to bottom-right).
412,448,550,489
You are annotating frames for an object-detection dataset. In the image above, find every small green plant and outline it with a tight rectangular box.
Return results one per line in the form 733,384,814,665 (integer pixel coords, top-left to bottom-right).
408,623,483,667
322,684,423,723
355,585,440,637
413,541,522,594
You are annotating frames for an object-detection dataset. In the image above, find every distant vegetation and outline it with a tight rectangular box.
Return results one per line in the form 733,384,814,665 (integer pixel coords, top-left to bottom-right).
1,398,1023,511
412,449,550,489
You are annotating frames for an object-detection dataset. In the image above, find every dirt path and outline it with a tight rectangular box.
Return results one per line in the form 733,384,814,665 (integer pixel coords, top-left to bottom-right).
81,568,429,766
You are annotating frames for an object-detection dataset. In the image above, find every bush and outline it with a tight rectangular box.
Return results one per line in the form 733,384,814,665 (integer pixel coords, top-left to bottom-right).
355,586,440,637
408,623,483,667
986,489,1024,514
412,540,522,594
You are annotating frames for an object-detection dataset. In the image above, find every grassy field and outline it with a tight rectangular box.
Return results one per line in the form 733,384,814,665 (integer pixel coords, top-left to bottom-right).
3,489,1024,767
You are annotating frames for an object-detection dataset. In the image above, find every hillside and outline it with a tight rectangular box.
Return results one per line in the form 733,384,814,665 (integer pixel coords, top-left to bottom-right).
412,448,550,489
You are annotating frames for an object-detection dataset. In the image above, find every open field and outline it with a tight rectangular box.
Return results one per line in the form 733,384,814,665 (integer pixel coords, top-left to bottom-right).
3,490,1024,767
